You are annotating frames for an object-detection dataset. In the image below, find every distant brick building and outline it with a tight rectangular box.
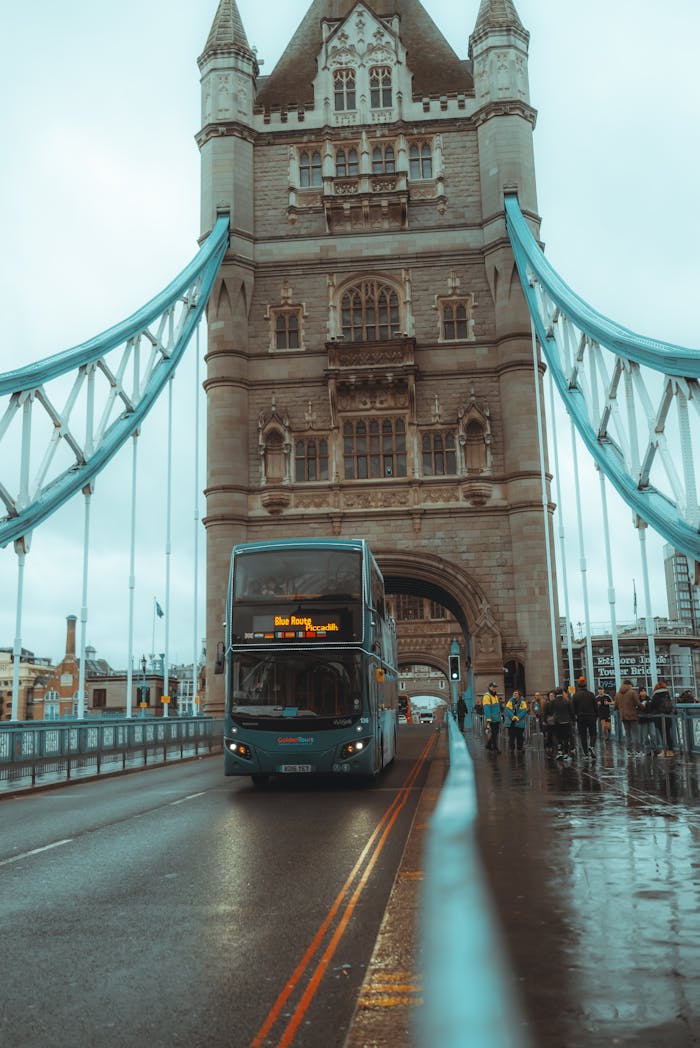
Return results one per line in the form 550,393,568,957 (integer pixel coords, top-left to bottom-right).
198,0,558,711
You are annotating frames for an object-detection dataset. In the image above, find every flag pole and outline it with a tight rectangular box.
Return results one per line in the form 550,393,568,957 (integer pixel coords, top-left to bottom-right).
151,597,156,666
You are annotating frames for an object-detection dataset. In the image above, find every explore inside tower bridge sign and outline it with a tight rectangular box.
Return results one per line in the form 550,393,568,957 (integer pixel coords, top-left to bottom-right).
593,650,672,689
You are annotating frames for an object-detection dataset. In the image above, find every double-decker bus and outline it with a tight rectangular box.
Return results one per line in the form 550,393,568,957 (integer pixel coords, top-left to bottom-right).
223,538,398,785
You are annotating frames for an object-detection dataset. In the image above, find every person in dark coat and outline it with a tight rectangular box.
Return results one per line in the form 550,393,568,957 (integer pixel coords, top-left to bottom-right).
596,686,613,741
572,676,598,758
614,680,642,755
552,688,573,760
456,695,467,732
650,681,674,757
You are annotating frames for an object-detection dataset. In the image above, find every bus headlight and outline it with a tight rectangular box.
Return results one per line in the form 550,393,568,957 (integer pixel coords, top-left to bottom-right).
227,740,252,760
340,738,371,760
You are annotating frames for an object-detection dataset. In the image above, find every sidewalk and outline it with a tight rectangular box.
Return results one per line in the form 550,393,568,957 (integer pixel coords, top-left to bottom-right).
348,728,700,1047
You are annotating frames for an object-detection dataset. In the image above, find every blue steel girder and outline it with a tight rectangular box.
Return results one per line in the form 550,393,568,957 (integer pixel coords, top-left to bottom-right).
0,215,229,549
505,193,700,563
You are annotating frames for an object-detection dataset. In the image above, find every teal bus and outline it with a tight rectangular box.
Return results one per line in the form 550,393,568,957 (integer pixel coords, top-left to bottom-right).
223,538,398,785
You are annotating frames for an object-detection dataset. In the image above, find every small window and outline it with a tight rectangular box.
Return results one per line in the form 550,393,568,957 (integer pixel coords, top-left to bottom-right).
299,150,322,188
372,145,395,175
295,439,329,482
409,142,433,180
334,69,356,112
274,311,300,350
443,303,469,341
336,147,359,177
422,431,457,476
369,67,392,109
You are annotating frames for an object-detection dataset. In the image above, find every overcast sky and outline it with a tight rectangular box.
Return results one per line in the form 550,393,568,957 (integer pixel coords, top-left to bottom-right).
1,0,698,670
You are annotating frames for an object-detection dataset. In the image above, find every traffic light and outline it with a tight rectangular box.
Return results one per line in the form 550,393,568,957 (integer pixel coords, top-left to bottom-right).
449,654,460,681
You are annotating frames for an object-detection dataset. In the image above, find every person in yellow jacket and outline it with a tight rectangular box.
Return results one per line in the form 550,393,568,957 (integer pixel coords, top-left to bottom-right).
482,682,502,752
504,690,528,753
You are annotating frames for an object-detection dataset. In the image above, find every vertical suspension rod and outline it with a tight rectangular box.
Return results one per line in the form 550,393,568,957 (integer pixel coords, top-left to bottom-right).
192,324,201,717
76,483,93,719
11,537,28,722
570,418,594,684
530,319,559,683
163,375,173,718
547,371,574,684
125,432,139,718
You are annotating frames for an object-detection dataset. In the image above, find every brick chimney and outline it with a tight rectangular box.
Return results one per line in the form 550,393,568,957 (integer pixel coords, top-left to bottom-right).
66,615,77,658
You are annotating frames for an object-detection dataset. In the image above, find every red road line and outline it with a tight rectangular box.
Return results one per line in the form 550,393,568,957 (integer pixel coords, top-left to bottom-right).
249,734,436,1048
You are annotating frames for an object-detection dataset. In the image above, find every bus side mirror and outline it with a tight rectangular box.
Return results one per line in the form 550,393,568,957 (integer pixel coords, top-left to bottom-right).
214,642,225,675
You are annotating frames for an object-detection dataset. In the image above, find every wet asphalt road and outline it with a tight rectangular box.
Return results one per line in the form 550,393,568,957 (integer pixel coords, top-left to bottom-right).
0,730,433,1048
472,734,700,1048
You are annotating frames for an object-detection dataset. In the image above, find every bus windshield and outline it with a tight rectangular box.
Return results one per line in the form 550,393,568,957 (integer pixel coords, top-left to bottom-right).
230,652,362,718
233,548,362,601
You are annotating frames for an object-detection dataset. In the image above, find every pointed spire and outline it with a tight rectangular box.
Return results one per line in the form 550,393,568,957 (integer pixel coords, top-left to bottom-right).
200,0,254,61
473,0,525,34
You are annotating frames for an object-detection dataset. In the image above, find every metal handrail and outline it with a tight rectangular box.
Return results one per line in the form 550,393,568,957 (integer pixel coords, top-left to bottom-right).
417,713,530,1047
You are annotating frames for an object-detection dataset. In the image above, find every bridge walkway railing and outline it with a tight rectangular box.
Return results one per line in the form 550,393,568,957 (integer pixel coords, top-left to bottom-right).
0,715,222,793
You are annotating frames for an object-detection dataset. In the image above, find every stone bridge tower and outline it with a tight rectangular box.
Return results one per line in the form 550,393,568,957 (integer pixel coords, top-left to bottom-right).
197,0,558,712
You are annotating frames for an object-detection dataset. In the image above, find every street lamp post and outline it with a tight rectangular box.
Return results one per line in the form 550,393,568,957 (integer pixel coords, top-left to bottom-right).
138,655,149,718
449,637,460,719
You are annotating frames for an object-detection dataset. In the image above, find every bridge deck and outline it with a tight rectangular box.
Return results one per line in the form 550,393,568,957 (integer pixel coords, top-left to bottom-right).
348,724,700,1048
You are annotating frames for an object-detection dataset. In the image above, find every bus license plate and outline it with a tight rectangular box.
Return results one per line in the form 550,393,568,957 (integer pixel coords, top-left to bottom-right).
279,764,313,773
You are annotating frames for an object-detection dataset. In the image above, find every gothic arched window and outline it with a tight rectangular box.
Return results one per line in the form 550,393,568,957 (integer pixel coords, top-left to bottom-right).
295,439,329,482
341,280,400,342
299,150,322,188
442,303,469,341
334,69,356,111
275,311,300,350
409,142,433,180
422,431,457,476
336,147,359,177
372,145,395,174
369,66,392,109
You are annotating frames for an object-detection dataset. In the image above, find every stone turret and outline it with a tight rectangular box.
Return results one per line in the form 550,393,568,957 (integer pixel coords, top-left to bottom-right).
469,0,536,220
198,0,256,712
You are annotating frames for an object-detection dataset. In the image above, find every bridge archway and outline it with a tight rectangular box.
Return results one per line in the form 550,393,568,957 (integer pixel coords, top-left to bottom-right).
376,548,505,695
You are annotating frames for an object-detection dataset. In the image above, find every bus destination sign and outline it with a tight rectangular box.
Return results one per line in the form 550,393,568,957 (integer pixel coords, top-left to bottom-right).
245,613,342,641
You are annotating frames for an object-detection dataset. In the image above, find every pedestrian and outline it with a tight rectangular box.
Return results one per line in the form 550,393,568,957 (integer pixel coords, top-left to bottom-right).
638,687,654,754
504,689,528,753
543,689,556,756
552,687,573,760
650,680,674,757
614,679,642,756
596,686,612,741
531,691,543,731
483,682,502,753
571,675,597,758
456,694,467,732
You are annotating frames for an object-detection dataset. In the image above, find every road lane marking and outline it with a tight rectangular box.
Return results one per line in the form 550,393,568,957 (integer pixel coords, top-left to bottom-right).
250,733,437,1048
0,838,74,867
169,792,206,806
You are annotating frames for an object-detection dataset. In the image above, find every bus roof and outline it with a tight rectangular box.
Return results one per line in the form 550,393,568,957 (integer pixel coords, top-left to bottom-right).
231,538,368,557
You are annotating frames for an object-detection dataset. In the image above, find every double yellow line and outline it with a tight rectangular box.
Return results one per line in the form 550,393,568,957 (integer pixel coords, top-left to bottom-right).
250,733,437,1048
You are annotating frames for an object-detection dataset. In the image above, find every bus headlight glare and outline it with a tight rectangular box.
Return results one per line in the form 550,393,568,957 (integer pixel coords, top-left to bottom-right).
340,738,371,760
227,740,252,760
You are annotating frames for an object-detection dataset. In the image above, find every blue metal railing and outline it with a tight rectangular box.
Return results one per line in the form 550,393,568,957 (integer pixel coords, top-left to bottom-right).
418,714,530,1047
0,716,222,792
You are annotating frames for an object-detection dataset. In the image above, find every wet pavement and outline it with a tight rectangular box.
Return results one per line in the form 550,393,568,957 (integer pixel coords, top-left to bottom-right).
347,727,700,1047
473,734,700,1047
